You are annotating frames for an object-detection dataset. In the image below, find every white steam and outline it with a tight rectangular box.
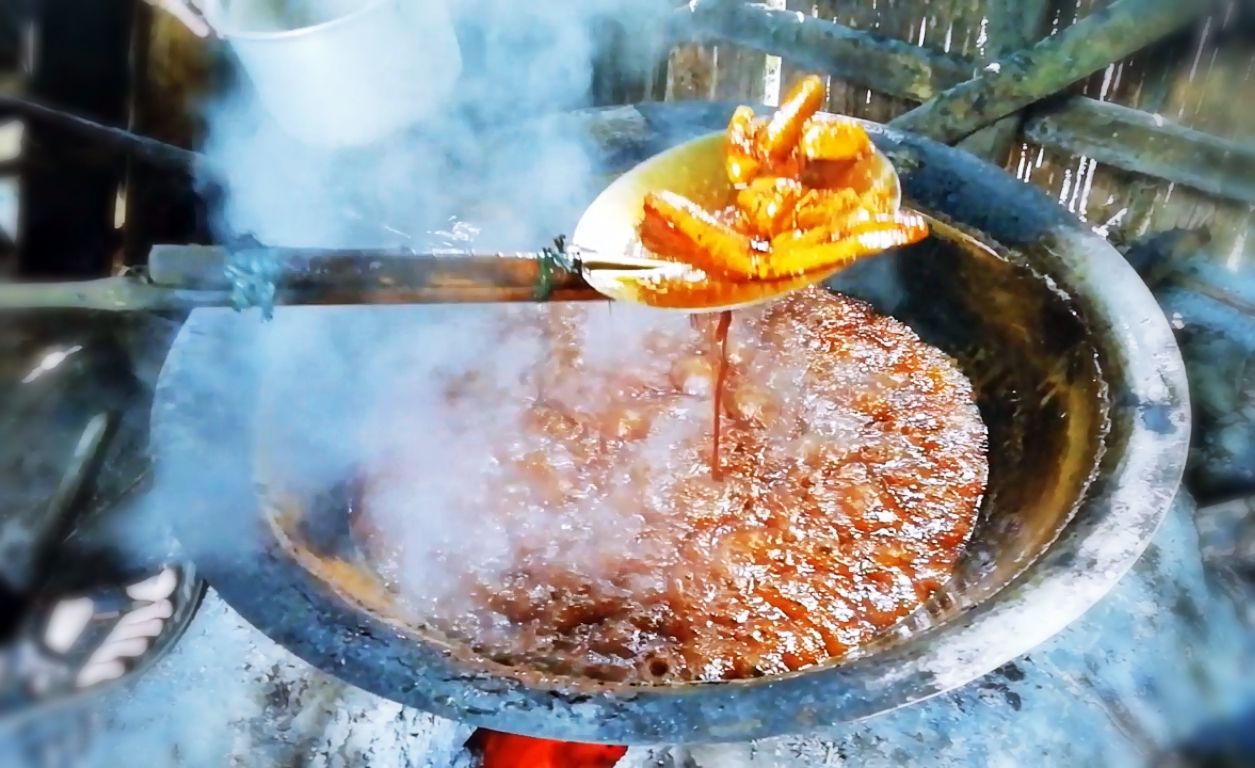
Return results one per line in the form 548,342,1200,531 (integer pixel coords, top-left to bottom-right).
166,0,677,626
201,0,670,249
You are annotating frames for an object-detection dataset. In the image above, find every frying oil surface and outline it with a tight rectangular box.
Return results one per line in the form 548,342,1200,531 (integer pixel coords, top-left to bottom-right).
357,288,988,683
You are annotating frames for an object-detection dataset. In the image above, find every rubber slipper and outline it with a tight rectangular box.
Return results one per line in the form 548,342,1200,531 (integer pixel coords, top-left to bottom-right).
6,567,183,705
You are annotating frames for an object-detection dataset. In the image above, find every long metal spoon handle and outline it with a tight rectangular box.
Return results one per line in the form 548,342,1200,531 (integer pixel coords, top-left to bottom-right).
0,245,684,313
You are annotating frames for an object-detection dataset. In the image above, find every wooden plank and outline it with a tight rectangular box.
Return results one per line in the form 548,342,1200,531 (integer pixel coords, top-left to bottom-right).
775,0,817,109
665,44,719,101
591,17,670,106
1087,0,1191,236
712,43,766,104
122,9,216,266
817,0,916,123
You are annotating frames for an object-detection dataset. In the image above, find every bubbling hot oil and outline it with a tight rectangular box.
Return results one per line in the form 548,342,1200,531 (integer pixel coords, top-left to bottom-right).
356,288,988,683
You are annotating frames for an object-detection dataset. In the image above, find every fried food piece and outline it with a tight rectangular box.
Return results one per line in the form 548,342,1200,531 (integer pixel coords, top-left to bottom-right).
642,193,928,283
845,152,900,213
726,108,803,186
769,224,837,251
603,266,822,310
803,152,893,205
790,188,865,232
641,190,771,280
771,211,930,275
760,75,827,162
737,183,871,240
630,74,927,304
725,106,763,187
734,177,807,238
799,117,873,164
639,194,703,262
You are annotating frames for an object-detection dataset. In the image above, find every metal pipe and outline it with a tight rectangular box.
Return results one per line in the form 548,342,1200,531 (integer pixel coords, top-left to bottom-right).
0,246,604,313
0,94,204,172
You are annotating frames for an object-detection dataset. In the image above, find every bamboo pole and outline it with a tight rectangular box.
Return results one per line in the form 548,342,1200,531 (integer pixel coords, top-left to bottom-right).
1022,99,1255,207
955,0,1052,164
677,0,1250,204
889,0,1206,144
146,245,597,296
678,0,973,102
0,276,238,312
5,12,1249,207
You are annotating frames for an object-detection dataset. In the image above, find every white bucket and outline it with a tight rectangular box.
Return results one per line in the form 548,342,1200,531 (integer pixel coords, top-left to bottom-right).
203,0,462,148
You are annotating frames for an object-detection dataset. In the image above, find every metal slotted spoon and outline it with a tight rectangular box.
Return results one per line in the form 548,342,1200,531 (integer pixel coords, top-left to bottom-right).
575,117,908,314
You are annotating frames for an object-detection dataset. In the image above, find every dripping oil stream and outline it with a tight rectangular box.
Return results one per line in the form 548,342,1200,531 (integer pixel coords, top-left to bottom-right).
711,310,733,480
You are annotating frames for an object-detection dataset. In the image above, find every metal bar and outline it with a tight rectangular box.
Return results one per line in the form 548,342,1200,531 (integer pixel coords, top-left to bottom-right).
889,0,1206,144
0,93,204,172
29,414,116,581
145,245,601,291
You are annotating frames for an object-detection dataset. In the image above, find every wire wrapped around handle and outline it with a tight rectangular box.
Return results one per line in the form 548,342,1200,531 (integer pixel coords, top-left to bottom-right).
224,250,283,319
535,235,587,302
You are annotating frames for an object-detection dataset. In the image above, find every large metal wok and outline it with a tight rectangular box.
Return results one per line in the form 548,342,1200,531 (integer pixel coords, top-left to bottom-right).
151,104,1188,744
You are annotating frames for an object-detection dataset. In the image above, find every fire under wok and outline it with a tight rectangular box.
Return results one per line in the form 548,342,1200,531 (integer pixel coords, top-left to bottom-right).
151,103,1189,744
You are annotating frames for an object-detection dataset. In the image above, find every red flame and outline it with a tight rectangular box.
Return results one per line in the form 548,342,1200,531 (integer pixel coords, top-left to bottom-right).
470,729,627,768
